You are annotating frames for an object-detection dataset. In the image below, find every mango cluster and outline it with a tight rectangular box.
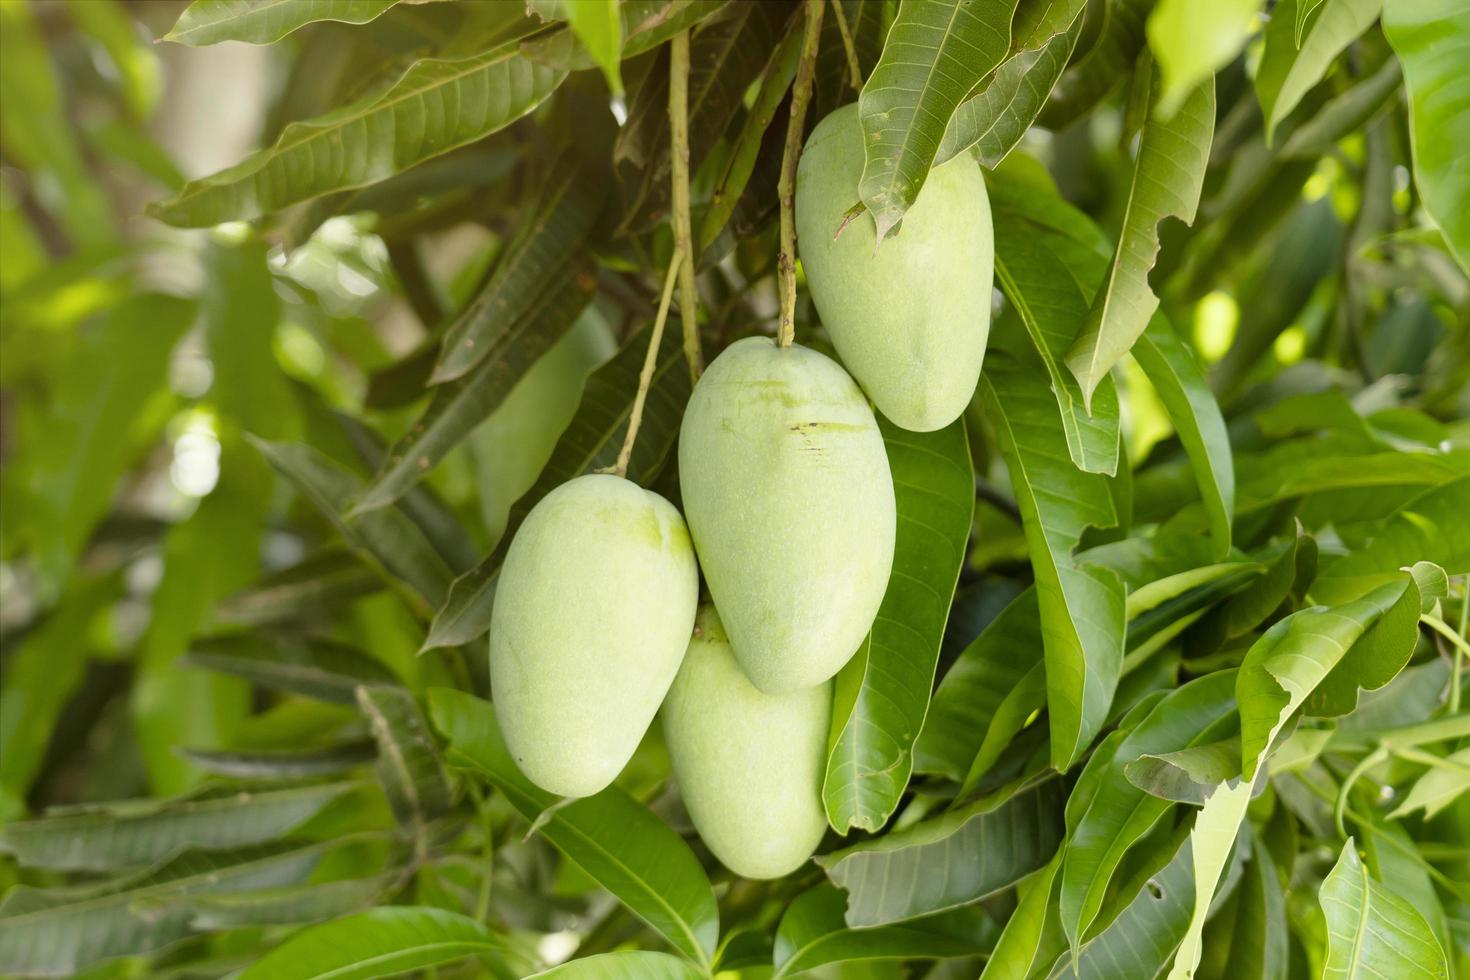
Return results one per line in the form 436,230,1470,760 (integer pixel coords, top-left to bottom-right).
488,105,993,879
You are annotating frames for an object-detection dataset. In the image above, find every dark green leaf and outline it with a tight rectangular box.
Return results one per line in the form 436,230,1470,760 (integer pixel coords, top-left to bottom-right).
1040,0,1153,127
183,633,400,703
180,740,378,779
149,43,566,226
236,906,508,980
423,320,692,650
356,685,453,835
0,782,355,871
824,417,973,832
772,883,983,978
428,689,719,968
216,547,383,627
980,346,1126,769
250,437,454,612
817,779,1064,926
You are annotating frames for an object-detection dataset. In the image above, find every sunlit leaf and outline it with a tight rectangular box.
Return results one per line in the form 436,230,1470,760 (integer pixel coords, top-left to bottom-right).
1319,842,1449,979
164,0,403,46
857,0,1017,239
1255,0,1382,143
1147,0,1262,116
529,951,704,979
1066,59,1214,408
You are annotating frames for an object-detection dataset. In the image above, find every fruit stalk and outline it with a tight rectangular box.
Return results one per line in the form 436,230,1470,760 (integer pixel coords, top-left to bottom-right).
614,249,684,478
776,0,825,349
669,30,703,383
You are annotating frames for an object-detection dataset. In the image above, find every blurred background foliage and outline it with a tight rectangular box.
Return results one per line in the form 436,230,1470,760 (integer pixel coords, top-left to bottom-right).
0,0,1467,978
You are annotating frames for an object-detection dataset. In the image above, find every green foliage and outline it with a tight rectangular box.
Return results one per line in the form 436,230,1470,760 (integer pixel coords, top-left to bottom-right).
2,1,1468,978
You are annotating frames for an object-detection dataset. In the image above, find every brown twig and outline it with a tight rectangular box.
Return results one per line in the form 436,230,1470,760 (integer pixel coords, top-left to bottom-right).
669,30,703,382
830,0,862,91
614,251,683,478
777,0,826,349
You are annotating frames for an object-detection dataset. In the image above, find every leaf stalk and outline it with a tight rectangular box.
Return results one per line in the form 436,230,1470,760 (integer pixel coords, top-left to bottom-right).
614,251,684,479
669,30,704,382
776,0,825,349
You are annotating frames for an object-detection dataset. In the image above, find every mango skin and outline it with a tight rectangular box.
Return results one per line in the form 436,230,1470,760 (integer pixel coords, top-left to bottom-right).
795,102,994,432
678,337,895,693
663,605,832,879
489,473,698,797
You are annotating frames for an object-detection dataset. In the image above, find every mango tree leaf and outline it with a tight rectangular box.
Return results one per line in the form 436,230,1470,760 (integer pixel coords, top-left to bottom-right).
1385,0,1470,274
183,633,399,703
1059,671,1238,947
0,841,334,977
980,346,1126,769
823,417,973,832
164,0,402,46
1125,737,1242,804
523,1,730,72
936,0,1087,168
236,906,507,980
978,856,1065,980
216,547,383,626
1255,0,1382,144
1165,777,1255,980
857,0,1017,239
0,782,355,872
698,21,804,251
529,951,704,979
0,573,118,817
1147,0,1262,116
10,294,192,587
1390,747,1470,820
149,42,566,226
564,0,623,93
1046,832,1194,979
772,883,983,978
1308,562,1434,716
1238,576,1417,779
428,689,718,968
352,259,596,514
177,874,392,930
914,588,1042,783
1196,832,1288,980
1066,58,1214,408
1040,0,1153,128
1313,475,1470,604
1319,842,1449,979
1278,53,1402,159
180,740,378,780
423,321,692,651
433,159,606,384
993,212,1122,475
250,437,454,613
616,0,788,232
817,779,1064,927
1131,315,1234,559
356,686,452,838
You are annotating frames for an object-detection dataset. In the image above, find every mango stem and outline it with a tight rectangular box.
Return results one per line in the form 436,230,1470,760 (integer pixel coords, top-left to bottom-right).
615,249,684,479
669,30,703,383
830,0,862,91
776,0,825,349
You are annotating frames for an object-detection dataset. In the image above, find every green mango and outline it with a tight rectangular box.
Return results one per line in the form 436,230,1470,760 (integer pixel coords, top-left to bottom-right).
489,473,698,797
663,605,831,879
678,336,894,693
795,102,994,432
471,308,617,546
